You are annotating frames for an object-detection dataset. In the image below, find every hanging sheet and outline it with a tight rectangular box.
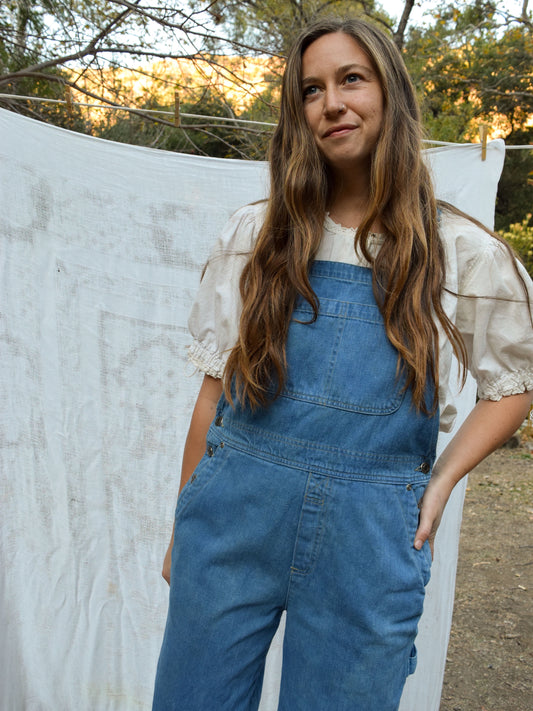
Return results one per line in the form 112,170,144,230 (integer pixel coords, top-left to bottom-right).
0,108,504,710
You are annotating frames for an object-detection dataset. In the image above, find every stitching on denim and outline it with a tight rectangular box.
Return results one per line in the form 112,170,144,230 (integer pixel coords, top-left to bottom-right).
225,420,422,464
309,260,372,282
402,484,431,589
223,437,432,485
278,387,405,415
286,475,331,588
324,303,346,396
174,444,228,524
293,302,382,324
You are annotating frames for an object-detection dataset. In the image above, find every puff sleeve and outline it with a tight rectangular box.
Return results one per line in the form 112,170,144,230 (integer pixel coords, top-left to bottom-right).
187,202,264,378
455,231,533,401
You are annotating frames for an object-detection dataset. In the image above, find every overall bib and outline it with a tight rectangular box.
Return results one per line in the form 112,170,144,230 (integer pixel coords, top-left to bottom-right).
153,261,439,711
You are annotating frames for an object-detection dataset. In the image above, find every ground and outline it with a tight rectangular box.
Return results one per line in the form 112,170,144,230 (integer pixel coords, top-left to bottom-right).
440,439,533,711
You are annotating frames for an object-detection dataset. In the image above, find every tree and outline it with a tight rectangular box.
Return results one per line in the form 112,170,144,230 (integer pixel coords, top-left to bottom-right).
405,4,533,139
198,0,394,56
499,213,533,278
403,1,533,229
0,0,531,197
0,0,416,154
0,1,280,139
92,86,270,159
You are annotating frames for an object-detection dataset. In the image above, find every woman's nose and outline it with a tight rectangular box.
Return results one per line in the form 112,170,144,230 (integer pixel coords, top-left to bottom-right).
323,90,347,118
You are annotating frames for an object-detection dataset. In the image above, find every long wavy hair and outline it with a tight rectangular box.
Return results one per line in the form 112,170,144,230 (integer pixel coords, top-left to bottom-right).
222,17,515,412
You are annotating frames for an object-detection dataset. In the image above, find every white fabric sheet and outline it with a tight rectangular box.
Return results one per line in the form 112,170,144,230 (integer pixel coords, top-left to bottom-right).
0,107,504,711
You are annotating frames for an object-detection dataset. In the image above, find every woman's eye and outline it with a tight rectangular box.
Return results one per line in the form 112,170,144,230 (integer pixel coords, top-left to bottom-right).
303,85,319,98
345,74,361,84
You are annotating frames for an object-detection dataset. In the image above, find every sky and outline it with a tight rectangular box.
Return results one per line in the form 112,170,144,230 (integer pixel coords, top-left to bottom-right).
378,0,526,25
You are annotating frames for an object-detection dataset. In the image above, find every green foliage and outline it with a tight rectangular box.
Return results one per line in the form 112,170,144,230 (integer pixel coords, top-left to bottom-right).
403,1,533,231
404,4,533,142
498,214,533,278
92,90,271,160
495,129,533,232
1,0,532,228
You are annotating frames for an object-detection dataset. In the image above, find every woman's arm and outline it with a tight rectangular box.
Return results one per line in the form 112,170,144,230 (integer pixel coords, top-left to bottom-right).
162,374,223,584
415,390,533,555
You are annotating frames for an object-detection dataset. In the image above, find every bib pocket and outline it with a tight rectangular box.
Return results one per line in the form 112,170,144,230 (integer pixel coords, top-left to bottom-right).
283,295,406,415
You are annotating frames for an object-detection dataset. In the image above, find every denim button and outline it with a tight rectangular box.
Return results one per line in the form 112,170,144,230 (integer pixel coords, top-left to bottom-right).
219,442,225,448
207,445,214,457
215,415,224,427
419,462,430,474
406,483,412,491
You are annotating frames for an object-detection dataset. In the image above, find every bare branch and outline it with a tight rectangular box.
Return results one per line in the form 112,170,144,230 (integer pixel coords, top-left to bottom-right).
0,0,143,83
106,0,281,56
358,1,394,32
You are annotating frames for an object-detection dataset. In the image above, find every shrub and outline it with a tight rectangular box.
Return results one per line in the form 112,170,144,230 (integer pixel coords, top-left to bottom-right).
498,214,533,278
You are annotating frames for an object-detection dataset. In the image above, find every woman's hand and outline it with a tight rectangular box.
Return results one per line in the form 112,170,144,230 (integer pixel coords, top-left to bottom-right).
414,473,454,557
162,526,175,585
414,390,533,556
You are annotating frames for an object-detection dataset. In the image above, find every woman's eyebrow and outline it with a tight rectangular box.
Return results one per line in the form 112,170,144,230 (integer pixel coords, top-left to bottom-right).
302,62,375,85
336,62,374,77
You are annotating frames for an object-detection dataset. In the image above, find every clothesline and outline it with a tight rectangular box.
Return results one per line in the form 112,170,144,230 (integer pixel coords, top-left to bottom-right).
1,93,532,150
0,93,277,128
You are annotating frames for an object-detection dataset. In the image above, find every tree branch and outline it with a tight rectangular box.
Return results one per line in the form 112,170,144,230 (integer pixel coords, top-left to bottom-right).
393,0,415,49
0,0,143,83
0,72,274,137
106,0,281,56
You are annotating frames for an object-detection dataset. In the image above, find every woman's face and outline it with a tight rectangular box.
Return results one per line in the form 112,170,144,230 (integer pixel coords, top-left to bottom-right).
301,32,384,176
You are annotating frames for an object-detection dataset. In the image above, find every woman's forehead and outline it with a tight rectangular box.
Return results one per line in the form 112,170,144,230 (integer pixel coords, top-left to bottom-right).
301,32,378,80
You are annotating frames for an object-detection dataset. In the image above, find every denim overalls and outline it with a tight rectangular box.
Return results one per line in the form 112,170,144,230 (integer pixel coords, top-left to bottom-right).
153,261,439,711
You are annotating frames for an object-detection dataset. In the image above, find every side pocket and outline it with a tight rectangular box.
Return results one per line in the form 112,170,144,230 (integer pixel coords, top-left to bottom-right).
174,441,223,523
408,482,432,587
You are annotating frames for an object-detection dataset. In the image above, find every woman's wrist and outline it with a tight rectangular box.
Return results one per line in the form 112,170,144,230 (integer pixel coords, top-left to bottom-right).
430,461,463,498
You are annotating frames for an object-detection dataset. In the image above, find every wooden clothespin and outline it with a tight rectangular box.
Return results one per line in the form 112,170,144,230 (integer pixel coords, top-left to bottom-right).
479,124,488,161
65,85,73,116
174,92,180,127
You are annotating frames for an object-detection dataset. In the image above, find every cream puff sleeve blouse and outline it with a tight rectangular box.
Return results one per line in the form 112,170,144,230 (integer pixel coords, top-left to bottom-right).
188,202,533,432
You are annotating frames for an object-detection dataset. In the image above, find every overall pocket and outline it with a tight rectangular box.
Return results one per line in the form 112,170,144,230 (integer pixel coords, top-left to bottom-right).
174,440,224,523
283,294,406,415
406,481,432,587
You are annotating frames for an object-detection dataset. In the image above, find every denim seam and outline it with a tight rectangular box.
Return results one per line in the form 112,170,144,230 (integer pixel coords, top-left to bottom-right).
293,305,382,324
221,421,427,466
225,420,412,461
324,304,346,396
410,484,433,586
402,485,431,589
278,388,404,415
222,437,431,485
285,475,331,612
174,443,228,523
309,260,372,280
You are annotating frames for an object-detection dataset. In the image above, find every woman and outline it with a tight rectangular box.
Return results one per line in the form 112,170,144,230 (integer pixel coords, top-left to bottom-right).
152,17,533,711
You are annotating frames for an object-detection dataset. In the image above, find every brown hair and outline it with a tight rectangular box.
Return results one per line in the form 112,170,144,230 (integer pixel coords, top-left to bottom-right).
222,17,522,412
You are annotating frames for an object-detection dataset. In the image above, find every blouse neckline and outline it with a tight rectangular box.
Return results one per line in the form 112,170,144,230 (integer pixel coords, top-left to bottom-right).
324,213,384,241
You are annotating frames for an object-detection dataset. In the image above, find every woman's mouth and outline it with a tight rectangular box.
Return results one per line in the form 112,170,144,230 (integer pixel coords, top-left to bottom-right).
323,124,357,138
